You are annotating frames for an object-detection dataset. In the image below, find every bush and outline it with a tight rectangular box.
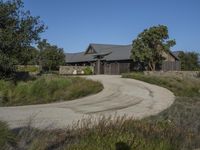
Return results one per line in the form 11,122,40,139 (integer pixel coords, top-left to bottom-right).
83,67,93,75
0,75,103,106
0,121,15,149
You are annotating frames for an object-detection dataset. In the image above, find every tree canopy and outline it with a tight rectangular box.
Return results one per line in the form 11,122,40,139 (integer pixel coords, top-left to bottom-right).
131,25,176,71
17,46,39,65
178,51,200,71
0,0,45,79
38,40,65,71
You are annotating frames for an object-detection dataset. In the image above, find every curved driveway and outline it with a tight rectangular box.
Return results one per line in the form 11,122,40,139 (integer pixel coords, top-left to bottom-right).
0,75,175,129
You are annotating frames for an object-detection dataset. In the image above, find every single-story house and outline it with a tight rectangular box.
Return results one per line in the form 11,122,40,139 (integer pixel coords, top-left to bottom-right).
65,43,180,75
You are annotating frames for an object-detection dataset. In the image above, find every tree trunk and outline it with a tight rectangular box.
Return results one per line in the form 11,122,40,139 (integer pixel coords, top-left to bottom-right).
148,62,153,71
148,62,156,71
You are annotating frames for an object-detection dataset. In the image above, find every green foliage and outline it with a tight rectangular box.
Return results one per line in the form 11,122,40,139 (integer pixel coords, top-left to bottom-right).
0,0,45,79
0,76,103,106
83,67,93,75
38,39,65,71
131,25,176,71
0,121,15,149
18,46,40,65
0,54,16,80
178,51,200,70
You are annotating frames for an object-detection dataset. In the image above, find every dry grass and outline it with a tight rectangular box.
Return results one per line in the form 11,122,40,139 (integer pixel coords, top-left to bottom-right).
1,116,198,150
122,72,200,97
122,72,200,146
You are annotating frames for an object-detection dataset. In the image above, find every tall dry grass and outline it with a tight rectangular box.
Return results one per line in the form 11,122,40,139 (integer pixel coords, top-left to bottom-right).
2,116,198,150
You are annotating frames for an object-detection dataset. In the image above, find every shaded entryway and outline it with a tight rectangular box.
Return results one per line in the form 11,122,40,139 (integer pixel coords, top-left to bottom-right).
95,60,131,75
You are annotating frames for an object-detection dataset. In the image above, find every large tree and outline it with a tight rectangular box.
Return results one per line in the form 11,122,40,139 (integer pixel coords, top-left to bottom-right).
0,0,45,79
178,51,200,71
131,25,176,71
17,46,40,65
38,40,65,71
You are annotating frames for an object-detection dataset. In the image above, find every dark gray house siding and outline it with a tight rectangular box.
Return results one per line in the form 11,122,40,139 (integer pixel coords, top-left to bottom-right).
65,43,180,74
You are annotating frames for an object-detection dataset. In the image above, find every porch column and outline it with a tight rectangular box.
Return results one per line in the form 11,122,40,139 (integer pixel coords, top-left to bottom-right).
97,59,101,74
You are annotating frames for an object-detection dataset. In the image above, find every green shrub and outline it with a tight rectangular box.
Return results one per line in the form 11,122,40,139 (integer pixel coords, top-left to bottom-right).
0,121,15,149
0,76,103,106
83,67,93,75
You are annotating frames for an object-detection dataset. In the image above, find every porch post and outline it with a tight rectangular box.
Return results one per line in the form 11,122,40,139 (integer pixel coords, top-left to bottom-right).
97,59,101,74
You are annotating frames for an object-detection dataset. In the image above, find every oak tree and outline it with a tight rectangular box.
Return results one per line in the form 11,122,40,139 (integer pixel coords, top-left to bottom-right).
38,40,65,71
131,25,176,71
0,0,45,79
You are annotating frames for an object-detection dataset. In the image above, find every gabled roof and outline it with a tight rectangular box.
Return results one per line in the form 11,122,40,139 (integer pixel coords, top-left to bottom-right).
86,44,125,53
90,44,132,60
65,43,179,63
66,44,132,63
65,52,94,63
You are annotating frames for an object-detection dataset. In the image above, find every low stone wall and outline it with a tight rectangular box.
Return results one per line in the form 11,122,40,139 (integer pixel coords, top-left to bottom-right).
59,66,94,75
144,71,200,78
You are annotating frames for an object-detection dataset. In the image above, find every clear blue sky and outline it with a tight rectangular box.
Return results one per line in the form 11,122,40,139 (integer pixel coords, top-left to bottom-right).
24,0,200,53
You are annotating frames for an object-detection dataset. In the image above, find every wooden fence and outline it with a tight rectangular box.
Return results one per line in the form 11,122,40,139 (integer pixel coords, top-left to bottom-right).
93,60,181,75
162,61,181,71
103,62,130,75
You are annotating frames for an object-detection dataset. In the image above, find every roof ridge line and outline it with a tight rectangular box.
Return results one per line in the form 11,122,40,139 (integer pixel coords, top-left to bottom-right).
90,43,131,46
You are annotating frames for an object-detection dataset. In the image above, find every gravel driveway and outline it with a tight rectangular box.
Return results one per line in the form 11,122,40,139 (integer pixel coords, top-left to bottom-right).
0,75,175,129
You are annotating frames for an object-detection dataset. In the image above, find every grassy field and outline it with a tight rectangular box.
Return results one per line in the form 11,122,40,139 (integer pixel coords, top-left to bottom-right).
0,75,103,106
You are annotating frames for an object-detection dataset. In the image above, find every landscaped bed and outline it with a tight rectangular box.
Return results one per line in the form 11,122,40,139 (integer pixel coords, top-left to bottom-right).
0,75,103,106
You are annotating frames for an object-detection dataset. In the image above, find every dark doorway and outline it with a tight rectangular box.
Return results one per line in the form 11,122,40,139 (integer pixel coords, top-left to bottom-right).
100,62,104,74
94,60,105,74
